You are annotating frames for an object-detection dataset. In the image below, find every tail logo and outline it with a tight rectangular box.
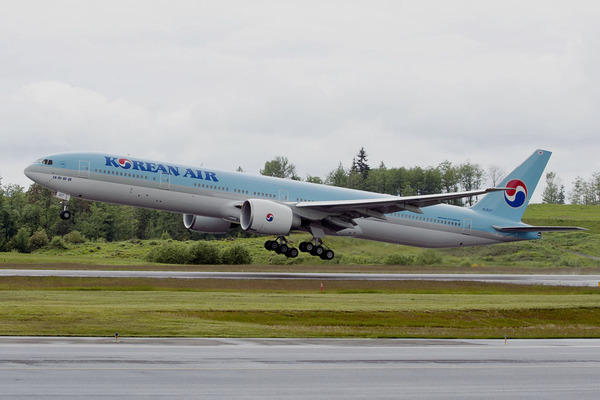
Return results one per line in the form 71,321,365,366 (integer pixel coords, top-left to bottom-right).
266,213,274,222
504,179,528,208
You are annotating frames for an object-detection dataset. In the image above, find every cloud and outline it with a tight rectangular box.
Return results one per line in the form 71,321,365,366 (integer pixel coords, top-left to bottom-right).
1,0,600,202
21,80,149,123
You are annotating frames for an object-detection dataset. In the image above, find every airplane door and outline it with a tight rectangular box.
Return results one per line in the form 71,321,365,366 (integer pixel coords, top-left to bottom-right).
159,172,170,190
462,219,472,235
78,160,90,178
279,190,289,201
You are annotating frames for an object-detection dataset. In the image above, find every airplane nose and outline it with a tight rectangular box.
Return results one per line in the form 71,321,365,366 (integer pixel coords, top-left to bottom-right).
24,164,34,180
24,164,41,182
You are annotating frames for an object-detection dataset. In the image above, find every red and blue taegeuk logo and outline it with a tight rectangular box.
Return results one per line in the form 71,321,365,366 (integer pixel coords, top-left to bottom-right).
118,158,132,169
266,213,274,222
504,179,528,208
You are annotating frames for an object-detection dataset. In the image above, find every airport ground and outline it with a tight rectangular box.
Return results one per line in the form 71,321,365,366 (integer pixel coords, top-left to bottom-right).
2,203,598,397
2,263,600,398
2,337,600,399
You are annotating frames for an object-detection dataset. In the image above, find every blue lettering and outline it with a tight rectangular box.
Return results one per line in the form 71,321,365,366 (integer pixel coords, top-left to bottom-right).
105,156,119,167
183,168,197,179
168,165,180,176
132,160,147,172
156,164,168,174
205,171,219,182
107,156,217,181
146,163,157,173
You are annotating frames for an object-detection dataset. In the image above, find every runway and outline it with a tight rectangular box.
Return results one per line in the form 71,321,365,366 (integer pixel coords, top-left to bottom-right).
1,269,600,286
1,337,600,399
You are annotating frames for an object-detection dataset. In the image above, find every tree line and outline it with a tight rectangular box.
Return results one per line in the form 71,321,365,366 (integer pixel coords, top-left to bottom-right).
263,148,598,207
259,147,489,206
541,171,600,205
0,183,230,253
0,148,595,252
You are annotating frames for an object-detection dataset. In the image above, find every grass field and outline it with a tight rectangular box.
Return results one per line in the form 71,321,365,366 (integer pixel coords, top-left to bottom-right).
1,277,599,338
1,204,599,269
1,204,600,339
1,230,599,270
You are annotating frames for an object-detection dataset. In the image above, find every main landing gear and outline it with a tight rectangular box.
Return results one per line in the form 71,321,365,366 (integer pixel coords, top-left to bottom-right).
264,237,335,260
264,237,299,258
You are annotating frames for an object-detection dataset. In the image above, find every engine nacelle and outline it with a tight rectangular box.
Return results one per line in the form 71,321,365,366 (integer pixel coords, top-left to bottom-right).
240,199,301,235
183,214,232,234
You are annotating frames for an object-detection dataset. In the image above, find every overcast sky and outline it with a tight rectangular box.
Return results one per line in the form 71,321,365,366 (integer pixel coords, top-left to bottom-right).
2,1,599,201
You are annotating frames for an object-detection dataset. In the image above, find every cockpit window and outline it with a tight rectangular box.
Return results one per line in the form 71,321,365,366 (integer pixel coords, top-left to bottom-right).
34,158,53,165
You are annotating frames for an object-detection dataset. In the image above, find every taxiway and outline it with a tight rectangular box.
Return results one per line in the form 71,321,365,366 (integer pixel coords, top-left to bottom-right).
1,337,600,399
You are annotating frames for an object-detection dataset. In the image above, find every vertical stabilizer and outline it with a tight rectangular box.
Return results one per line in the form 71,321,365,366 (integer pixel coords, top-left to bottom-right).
471,149,551,221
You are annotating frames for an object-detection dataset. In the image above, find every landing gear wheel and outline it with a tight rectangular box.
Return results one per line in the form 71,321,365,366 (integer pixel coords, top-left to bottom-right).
265,240,279,251
311,245,324,257
320,249,335,260
59,210,71,220
278,244,289,254
286,248,299,258
304,242,314,253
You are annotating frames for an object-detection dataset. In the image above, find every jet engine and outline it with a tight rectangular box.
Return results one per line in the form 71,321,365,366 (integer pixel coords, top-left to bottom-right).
240,199,301,235
183,214,232,234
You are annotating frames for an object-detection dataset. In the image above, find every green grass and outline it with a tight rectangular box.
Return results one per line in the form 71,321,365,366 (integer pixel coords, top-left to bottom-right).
4,233,600,271
523,204,600,232
0,277,599,338
1,204,599,270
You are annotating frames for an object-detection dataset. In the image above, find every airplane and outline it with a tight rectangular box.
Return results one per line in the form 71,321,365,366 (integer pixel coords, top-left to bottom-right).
24,149,584,260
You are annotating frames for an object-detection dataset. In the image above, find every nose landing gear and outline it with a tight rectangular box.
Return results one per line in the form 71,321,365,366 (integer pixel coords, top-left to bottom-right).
59,201,71,220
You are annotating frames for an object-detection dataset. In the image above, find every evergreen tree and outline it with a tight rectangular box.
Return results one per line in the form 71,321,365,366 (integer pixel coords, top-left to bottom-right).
356,147,370,179
348,148,370,190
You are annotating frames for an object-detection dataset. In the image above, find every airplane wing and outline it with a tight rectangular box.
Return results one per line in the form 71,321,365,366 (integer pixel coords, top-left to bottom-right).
295,187,505,218
492,225,587,233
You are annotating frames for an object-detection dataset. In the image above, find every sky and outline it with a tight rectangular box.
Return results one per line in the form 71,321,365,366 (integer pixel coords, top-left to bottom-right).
1,0,599,202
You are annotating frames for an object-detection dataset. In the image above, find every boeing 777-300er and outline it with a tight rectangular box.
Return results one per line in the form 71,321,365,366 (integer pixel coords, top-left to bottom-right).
24,149,584,260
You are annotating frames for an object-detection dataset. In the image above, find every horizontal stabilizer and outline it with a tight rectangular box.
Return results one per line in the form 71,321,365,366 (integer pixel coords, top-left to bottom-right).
492,225,588,233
